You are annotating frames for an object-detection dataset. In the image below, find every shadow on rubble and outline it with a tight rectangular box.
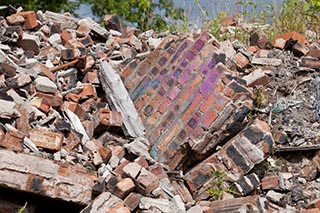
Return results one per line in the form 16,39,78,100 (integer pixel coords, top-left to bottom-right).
0,187,84,213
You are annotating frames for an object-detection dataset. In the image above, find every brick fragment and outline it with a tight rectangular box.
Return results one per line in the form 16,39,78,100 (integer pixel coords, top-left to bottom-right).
0,149,96,205
123,162,142,179
293,43,310,57
0,62,17,77
63,101,86,120
29,128,64,151
124,192,142,211
1,124,24,152
61,48,76,60
232,52,249,70
242,68,269,87
30,97,51,113
273,31,309,47
113,178,135,199
307,198,320,209
19,11,38,29
108,202,130,213
136,168,160,195
301,57,320,69
99,108,122,127
114,159,130,177
17,33,40,55
261,175,279,190
210,195,266,212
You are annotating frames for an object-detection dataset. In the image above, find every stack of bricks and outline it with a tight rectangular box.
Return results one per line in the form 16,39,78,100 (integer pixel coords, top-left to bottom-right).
119,32,259,167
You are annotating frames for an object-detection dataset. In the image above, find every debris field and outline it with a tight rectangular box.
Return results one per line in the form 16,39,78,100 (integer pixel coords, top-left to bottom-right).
0,5,320,213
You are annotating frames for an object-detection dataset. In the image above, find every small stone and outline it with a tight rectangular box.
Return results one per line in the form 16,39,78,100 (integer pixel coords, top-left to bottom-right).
34,76,57,94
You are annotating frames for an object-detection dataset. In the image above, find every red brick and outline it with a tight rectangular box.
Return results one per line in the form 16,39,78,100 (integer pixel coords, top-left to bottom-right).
1,124,24,152
30,97,51,113
273,37,286,49
108,202,130,213
224,80,250,100
19,11,38,29
124,193,142,211
82,120,94,139
0,149,96,204
213,94,230,113
64,129,82,151
293,43,310,56
261,175,279,190
200,93,215,113
61,48,76,60
63,101,86,120
247,45,259,53
120,59,139,80
78,83,96,98
157,123,181,153
114,159,130,177
232,52,249,69
99,108,122,127
192,126,205,140
84,70,100,84
36,91,63,107
273,31,309,47
32,63,56,82
147,163,168,179
108,145,125,159
144,111,161,130
65,93,81,102
178,75,202,104
158,98,171,114
301,57,320,69
29,128,64,151
16,105,29,136
180,93,203,123
136,168,159,195
135,93,151,112
135,156,149,168
201,110,218,128
113,178,135,199
307,198,320,209
60,30,74,45
98,146,112,162
308,43,320,59
302,208,320,213
77,24,90,36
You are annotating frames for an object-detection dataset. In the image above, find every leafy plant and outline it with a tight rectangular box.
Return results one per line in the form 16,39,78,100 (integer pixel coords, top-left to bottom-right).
207,170,239,200
17,202,27,213
80,0,187,32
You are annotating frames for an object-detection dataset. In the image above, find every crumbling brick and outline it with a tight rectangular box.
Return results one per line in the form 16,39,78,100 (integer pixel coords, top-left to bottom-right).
19,11,38,29
29,128,64,151
113,178,135,199
0,149,96,205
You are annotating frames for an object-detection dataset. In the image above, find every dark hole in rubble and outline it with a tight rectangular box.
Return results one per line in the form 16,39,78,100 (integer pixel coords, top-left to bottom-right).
0,187,84,213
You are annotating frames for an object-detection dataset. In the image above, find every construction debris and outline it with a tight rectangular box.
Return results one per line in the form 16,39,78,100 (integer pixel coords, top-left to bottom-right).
0,6,320,213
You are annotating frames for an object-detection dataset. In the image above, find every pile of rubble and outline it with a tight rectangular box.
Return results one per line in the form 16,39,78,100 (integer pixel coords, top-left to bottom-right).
0,5,320,212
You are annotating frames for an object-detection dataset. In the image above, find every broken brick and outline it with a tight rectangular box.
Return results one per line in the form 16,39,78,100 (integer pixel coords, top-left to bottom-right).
0,149,96,205
113,178,135,199
19,11,38,29
136,167,160,195
124,192,142,211
29,129,64,151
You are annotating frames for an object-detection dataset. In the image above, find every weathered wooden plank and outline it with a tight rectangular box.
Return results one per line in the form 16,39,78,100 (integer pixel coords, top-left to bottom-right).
99,61,145,137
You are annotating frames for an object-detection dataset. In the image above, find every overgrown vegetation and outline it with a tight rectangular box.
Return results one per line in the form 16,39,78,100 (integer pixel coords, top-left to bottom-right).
3,0,320,40
206,171,239,200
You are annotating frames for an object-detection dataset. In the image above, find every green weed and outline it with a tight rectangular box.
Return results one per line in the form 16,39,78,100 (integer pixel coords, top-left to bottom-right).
207,171,239,200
